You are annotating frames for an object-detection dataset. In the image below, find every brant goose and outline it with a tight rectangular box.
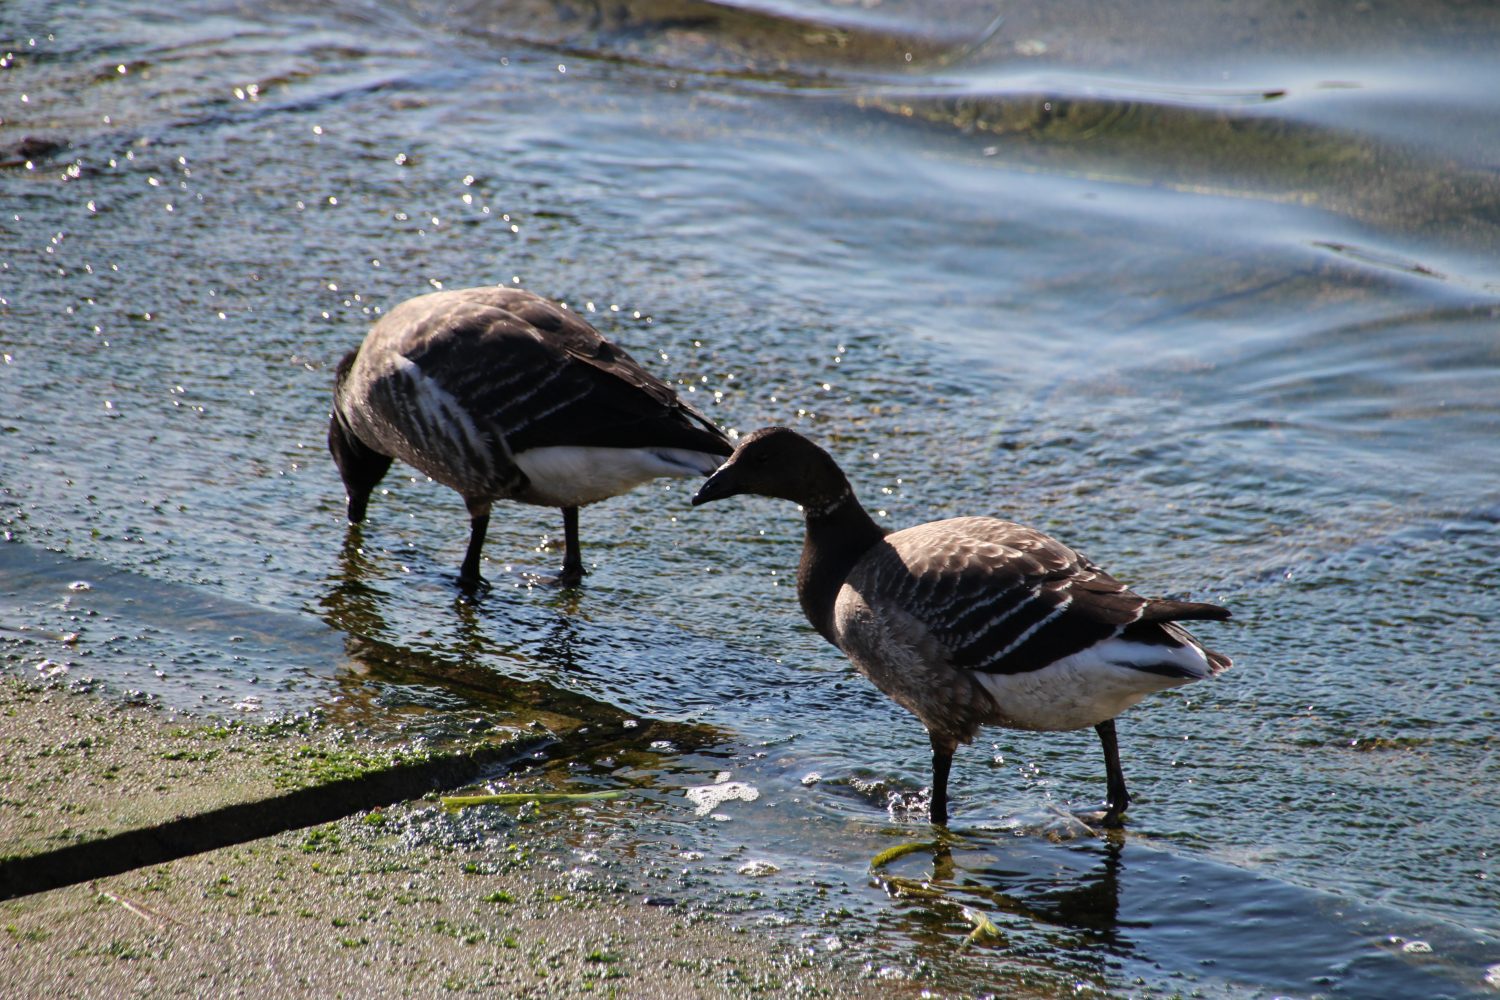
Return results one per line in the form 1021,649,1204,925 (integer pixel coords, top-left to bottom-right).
330,286,731,587
692,427,1231,827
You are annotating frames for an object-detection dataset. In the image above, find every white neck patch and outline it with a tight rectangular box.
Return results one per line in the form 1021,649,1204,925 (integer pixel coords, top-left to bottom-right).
803,488,852,520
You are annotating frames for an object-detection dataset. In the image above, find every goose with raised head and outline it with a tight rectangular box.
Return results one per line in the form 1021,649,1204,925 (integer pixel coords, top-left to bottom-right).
330,286,731,588
691,426,1231,827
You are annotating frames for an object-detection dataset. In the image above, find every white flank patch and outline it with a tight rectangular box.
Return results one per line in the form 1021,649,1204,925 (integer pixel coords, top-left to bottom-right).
515,445,722,507
953,584,1037,647
972,637,1214,732
990,599,1071,661
391,354,490,465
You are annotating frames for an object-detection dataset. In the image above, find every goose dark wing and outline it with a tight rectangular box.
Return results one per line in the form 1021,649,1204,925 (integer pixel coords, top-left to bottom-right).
431,288,729,456
850,516,1226,677
346,295,533,499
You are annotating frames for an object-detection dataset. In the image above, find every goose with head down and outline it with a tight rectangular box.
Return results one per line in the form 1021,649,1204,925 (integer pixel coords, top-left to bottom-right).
691,426,1232,827
329,286,731,588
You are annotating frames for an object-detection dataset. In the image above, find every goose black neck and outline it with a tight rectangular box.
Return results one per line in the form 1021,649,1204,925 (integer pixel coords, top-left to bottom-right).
797,490,887,645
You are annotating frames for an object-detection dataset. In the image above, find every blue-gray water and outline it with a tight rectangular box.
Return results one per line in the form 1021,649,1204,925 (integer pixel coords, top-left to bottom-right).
2,1,1497,995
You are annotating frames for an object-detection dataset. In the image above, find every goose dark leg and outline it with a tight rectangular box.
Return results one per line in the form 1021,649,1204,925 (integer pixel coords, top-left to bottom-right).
459,511,490,590
557,506,584,586
1096,719,1130,827
929,732,955,827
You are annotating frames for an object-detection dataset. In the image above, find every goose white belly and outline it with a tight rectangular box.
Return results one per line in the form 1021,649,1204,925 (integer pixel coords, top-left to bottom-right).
971,637,1212,732
513,445,722,508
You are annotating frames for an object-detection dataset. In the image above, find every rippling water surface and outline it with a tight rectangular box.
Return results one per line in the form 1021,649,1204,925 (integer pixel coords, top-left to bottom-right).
3,1,1498,995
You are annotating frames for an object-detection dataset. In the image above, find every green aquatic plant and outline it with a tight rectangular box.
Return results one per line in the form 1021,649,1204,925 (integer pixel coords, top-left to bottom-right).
959,905,1003,945
868,836,1005,947
440,789,633,811
868,839,940,872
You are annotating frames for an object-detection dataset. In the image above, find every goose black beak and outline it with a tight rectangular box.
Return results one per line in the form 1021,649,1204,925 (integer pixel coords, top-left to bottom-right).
691,464,736,506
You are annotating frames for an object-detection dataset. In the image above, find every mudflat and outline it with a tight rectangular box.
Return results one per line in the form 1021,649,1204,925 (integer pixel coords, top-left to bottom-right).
0,678,908,998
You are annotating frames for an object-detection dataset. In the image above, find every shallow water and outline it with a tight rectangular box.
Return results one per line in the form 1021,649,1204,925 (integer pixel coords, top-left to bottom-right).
2,0,1498,995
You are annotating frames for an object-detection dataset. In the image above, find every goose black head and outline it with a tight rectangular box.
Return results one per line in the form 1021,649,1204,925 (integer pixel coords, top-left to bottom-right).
691,426,851,514
327,349,393,523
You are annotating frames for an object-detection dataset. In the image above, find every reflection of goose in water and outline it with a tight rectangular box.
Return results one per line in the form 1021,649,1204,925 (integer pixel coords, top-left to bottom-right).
316,540,688,753
868,831,1129,978
693,427,1231,828
329,286,731,589
941,836,1124,938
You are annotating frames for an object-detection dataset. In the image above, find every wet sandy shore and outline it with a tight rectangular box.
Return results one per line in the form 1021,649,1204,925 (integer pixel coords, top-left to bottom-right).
0,678,916,998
